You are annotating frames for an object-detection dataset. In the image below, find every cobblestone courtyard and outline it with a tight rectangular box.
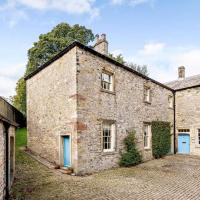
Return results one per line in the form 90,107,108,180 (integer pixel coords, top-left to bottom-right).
11,151,200,200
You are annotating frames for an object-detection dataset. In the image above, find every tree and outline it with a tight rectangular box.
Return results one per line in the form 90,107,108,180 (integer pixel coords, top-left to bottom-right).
127,63,148,76
109,53,125,64
109,53,149,76
13,23,95,114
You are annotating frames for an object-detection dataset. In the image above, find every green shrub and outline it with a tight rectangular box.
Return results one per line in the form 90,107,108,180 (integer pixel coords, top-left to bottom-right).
120,130,142,167
152,121,171,158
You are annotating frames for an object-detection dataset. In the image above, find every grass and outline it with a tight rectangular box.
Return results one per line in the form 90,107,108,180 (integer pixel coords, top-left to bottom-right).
15,127,27,148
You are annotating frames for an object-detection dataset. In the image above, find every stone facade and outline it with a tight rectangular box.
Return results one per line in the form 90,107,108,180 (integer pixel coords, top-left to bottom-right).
27,47,79,172
0,122,15,200
26,43,174,174
0,122,5,200
76,47,174,173
175,87,200,155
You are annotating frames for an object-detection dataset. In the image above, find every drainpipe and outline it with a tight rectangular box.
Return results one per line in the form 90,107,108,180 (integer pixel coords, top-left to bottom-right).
173,92,176,154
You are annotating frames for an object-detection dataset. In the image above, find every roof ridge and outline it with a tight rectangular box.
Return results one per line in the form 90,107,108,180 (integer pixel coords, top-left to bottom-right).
25,41,174,91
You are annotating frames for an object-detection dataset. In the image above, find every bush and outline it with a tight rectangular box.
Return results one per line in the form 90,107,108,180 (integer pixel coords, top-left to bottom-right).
120,130,142,167
152,121,171,158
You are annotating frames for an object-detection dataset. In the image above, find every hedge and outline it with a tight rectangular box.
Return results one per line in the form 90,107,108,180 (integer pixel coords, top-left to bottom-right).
152,121,171,159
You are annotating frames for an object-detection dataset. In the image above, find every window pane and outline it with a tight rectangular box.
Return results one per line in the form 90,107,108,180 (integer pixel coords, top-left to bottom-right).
144,125,150,148
103,123,114,151
101,72,113,91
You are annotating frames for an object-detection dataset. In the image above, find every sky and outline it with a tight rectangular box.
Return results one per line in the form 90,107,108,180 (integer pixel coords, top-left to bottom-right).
1,0,200,98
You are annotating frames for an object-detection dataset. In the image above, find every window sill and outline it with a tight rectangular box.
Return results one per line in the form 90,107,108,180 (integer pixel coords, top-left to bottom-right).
102,150,117,155
144,101,151,105
101,89,115,95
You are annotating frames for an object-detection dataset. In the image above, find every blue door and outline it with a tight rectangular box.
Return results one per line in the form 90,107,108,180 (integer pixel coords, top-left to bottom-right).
63,136,70,167
178,134,190,154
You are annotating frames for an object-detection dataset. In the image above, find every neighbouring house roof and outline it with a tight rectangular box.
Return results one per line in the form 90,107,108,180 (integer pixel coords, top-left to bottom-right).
24,41,174,91
166,74,200,91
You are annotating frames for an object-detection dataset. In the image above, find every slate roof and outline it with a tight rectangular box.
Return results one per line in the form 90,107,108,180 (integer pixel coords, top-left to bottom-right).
25,41,173,91
166,74,200,90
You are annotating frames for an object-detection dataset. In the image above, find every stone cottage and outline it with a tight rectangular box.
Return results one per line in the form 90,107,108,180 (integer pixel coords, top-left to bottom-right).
25,34,175,174
0,97,24,200
167,66,200,156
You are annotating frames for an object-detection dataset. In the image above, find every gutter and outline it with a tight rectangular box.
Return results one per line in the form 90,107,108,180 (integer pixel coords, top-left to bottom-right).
24,41,174,92
175,84,200,92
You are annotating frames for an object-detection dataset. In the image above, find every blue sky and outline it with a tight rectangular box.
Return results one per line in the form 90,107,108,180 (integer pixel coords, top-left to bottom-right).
1,0,200,97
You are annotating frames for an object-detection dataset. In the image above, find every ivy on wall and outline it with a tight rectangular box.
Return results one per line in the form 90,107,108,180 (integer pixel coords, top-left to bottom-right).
152,121,171,159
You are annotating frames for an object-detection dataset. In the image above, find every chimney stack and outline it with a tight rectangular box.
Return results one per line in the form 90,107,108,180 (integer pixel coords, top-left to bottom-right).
94,34,108,55
178,66,185,79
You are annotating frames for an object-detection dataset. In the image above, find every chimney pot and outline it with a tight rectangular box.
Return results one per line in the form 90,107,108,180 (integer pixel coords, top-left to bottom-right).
94,33,108,55
101,33,106,40
178,66,185,79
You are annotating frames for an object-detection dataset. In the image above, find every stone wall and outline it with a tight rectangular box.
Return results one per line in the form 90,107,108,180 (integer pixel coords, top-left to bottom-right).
0,122,5,200
26,47,79,172
175,87,200,155
8,126,15,189
76,47,174,174
26,45,174,175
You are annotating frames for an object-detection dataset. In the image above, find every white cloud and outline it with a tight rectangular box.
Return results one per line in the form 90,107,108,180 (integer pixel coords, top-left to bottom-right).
138,42,165,56
126,42,200,83
0,0,99,27
111,49,123,56
13,0,99,16
0,63,25,98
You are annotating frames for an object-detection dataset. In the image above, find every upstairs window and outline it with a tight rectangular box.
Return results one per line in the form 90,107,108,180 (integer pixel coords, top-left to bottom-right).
144,86,151,103
168,95,173,108
102,122,115,152
101,72,113,92
144,124,151,149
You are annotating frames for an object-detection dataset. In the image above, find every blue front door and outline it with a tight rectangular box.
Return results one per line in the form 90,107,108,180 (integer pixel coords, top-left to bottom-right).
178,134,190,154
63,136,70,167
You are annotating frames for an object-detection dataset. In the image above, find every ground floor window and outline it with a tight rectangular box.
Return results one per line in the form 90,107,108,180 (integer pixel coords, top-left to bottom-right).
102,122,115,152
144,124,151,149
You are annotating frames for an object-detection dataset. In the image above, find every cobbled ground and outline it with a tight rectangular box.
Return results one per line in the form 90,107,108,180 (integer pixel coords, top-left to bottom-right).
11,151,200,200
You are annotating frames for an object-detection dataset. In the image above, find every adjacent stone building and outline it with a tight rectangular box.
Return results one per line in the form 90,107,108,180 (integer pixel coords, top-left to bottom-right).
26,35,175,174
0,97,24,200
167,67,200,155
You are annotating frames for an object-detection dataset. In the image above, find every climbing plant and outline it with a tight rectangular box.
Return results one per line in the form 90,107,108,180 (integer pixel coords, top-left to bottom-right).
152,121,171,158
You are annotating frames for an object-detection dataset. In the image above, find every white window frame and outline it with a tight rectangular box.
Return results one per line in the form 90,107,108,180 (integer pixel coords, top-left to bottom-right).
101,72,114,92
144,86,151,103
144,124,151,149
168,95,173,108
102,122,115,152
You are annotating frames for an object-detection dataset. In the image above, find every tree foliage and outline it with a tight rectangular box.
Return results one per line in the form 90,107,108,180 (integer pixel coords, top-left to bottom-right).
120,130,142,167
12,23,95,114
109,53,125,64
109,53,148,76
152,121,171,159
127,63,148,76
